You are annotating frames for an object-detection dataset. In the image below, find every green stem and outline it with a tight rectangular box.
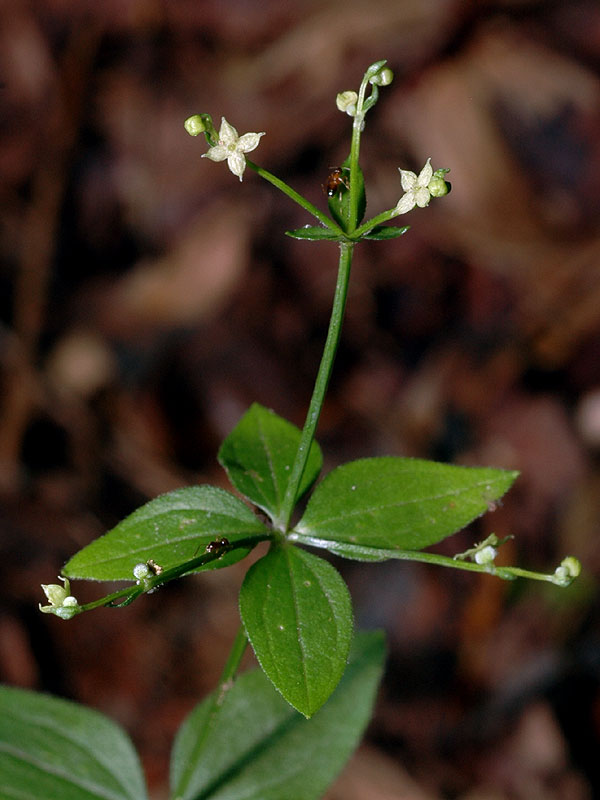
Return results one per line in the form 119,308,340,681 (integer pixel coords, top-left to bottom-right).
246,159,343,234
353,207,402,238
347,83,369,233
376,549,564,583
76,534,273,613
277,241,355,531
288,536,577,586
177,624,249,797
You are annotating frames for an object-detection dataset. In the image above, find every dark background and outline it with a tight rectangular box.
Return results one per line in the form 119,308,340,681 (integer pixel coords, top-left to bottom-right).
1,1,600,798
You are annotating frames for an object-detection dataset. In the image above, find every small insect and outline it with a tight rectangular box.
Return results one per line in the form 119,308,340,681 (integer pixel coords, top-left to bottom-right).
146,559,163,575
324,167,349,197
206,537,230,554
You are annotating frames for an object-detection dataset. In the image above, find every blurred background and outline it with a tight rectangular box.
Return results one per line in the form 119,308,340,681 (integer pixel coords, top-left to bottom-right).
1,0,600,797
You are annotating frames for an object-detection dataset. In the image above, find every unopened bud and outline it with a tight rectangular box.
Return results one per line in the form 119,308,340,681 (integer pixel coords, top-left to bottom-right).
369,67,394,86
474,545,498,565
184,114,208,137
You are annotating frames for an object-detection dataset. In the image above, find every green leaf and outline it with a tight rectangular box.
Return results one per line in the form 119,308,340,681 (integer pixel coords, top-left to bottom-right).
239,544,353,717
285,225,343,241
170,630,385,800
362,224,410,240
64,486,268,582
293,457,518,552
218,403,322,525
327,160,366,232
0,685,147,800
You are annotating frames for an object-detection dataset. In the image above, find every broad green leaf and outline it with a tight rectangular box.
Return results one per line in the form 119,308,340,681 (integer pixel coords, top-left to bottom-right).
294,457,518,552
0,685,147,800
64,486,268,582
285,225,343,241
170,630,385,800
218,404,322,525
327,160,366,232
239,544,353,717
362,224,410,240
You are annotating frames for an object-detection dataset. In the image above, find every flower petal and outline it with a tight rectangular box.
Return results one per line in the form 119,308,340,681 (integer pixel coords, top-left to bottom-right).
227,151,247,180
218,117,238,146
417,158,433,187
236,131,265,153
415,186,431,207
399,169,417,192
202,145,228,162
395,192,416,214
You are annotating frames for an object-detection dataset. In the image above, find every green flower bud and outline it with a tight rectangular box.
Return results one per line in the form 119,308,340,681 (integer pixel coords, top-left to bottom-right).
428,175,450,198
369,67,394,86
133,562,151,581
474,545,498,565
184,114,207,136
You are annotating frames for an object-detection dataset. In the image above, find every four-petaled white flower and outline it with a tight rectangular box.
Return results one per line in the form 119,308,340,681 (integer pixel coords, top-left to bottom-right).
395,157,434,214
202,117,265,181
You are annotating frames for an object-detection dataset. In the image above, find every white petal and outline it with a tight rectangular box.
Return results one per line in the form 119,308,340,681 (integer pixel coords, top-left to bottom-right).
218,117,238,146
395,191,416,214
417,158,433,187
202,145,228,162
236,131,265,153
399,169,417,192
227,151,246,180
415,187,431,207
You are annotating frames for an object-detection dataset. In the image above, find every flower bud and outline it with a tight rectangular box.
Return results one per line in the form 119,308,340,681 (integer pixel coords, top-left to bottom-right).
428,176,449,198
184,114,209,137
133,562,151,581
474,545,498,565
369,67,394,86
336,91,358,116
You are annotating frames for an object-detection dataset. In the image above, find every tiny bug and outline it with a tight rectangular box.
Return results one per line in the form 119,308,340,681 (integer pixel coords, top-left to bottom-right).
324,167,349,197
146,559,163,575
206,537,230,554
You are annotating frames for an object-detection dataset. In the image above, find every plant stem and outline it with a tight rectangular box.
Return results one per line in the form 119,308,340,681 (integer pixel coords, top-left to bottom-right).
177,625,249,797
246,159,343,234
76,534,273,613
353,207,402,238
277,241,355,531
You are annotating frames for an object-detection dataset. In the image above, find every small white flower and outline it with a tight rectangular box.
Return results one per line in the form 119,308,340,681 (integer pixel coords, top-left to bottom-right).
395,158,434,214
474,545,498,565
39,576,80,619
336,91,358,116
202,117,265,181
552,556,581,586
133,562,151,581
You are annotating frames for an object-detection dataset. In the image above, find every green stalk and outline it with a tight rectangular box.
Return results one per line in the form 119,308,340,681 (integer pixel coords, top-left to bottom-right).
347,79,369,233
76,534,273,613
353,207,402,238
277,241,355,531
176,625,249,797
246,159,343,234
